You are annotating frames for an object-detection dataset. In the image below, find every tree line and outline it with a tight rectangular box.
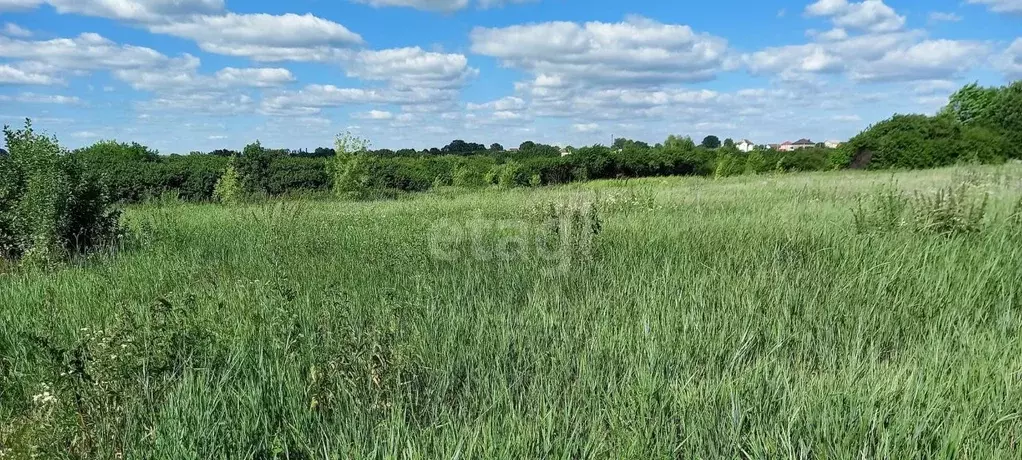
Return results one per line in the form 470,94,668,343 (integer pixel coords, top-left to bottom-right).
3,80,1019,207
57,136,842,203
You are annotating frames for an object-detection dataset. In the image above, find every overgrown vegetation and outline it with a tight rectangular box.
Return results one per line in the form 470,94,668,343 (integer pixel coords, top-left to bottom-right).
840,80,1022,169
0,120,121,265
853,182,991,236
212,161,242,205
2,164,1021,457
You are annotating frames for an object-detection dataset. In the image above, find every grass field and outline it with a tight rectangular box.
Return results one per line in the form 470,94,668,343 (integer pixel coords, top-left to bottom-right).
2,165,1022,458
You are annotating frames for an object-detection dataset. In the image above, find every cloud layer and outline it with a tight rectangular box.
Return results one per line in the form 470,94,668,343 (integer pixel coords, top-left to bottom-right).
0,0,1016,151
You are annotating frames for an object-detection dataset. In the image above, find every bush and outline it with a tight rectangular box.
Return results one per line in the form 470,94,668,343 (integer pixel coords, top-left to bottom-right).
496,160,522,188
744,150,767,175
977,81,1022,159
213,161,243,204
264,157,331,195
0,120,121,263
852,185,910,234
845,114,968,170
852,183,990,237
75,143,228,202
331,132,373,199
236,141,277,195
912,185,988,237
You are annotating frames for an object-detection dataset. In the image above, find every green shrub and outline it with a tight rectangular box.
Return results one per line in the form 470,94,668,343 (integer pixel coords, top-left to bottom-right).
236,141,277,195
0,120,121,263
264,156,331,195
452,165,486,187
977,81,1022,159
75,143,228,203
332,153,372,199
912,185,988,237
744,150,766,175
853,182,990,237
852,184,910,234
713,154,741,179
213,162,243,204
497,160,522,188
331,132,373,199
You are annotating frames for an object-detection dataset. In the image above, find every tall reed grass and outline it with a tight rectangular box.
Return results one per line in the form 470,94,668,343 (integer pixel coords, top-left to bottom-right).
2,164,1021,458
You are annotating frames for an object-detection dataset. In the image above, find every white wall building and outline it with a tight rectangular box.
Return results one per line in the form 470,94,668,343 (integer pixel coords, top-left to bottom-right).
736,139,755,153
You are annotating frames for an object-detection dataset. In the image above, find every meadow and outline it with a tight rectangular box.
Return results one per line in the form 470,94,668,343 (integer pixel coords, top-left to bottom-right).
2,164,1022,458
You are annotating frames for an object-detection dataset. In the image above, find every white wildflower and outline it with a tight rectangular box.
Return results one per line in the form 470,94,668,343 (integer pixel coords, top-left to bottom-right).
31,389,57,405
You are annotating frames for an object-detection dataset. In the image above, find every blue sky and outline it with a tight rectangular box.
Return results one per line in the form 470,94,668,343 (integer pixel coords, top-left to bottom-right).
1,0,1020,152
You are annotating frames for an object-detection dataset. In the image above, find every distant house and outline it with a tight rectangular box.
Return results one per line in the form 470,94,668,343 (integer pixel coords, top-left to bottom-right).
791,138,815,150
824,140,843,149
507,147,520,153
736,139,755,153
768,144,781,150
559,147,571,156
778,141,794,152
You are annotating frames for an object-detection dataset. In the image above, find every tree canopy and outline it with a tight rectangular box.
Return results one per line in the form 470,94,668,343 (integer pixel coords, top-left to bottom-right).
701,136,721,149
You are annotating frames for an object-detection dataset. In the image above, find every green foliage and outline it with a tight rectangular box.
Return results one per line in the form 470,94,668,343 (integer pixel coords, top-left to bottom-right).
442,139,487,155
496,160,522,188
539,196,603,269
0,120,121,263
331,133,373,199
713,154,739,179
845,114,977,169
846,81,1020,170
3,164,1022,457
978,81,1022,159
264,156,331,195
213,162,242,204
74,140,159,202
942,82,999,125
6,297,213,457
744,149,766,175
235,141,276,195
852,185,910,234
451,160,493,188
332,152,372,199
701,135,721,149
912,185,989,237
853,182,990,237
75,141,229,203
335,131,371,159
665,134,696,150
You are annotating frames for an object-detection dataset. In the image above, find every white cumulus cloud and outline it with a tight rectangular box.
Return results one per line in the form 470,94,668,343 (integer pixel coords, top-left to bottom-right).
806,0,905,33
967,0,1022,14
347,47,478,89
0,64,59,84
353,0,534,12
999,38,1022,79
148,13,363,61
0,0,42,11
46,0,225,22
471,16,731,86
1,22,32,37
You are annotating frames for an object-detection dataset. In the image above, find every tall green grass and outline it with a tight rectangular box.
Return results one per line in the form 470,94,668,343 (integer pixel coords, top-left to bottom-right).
2,165,1021,458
